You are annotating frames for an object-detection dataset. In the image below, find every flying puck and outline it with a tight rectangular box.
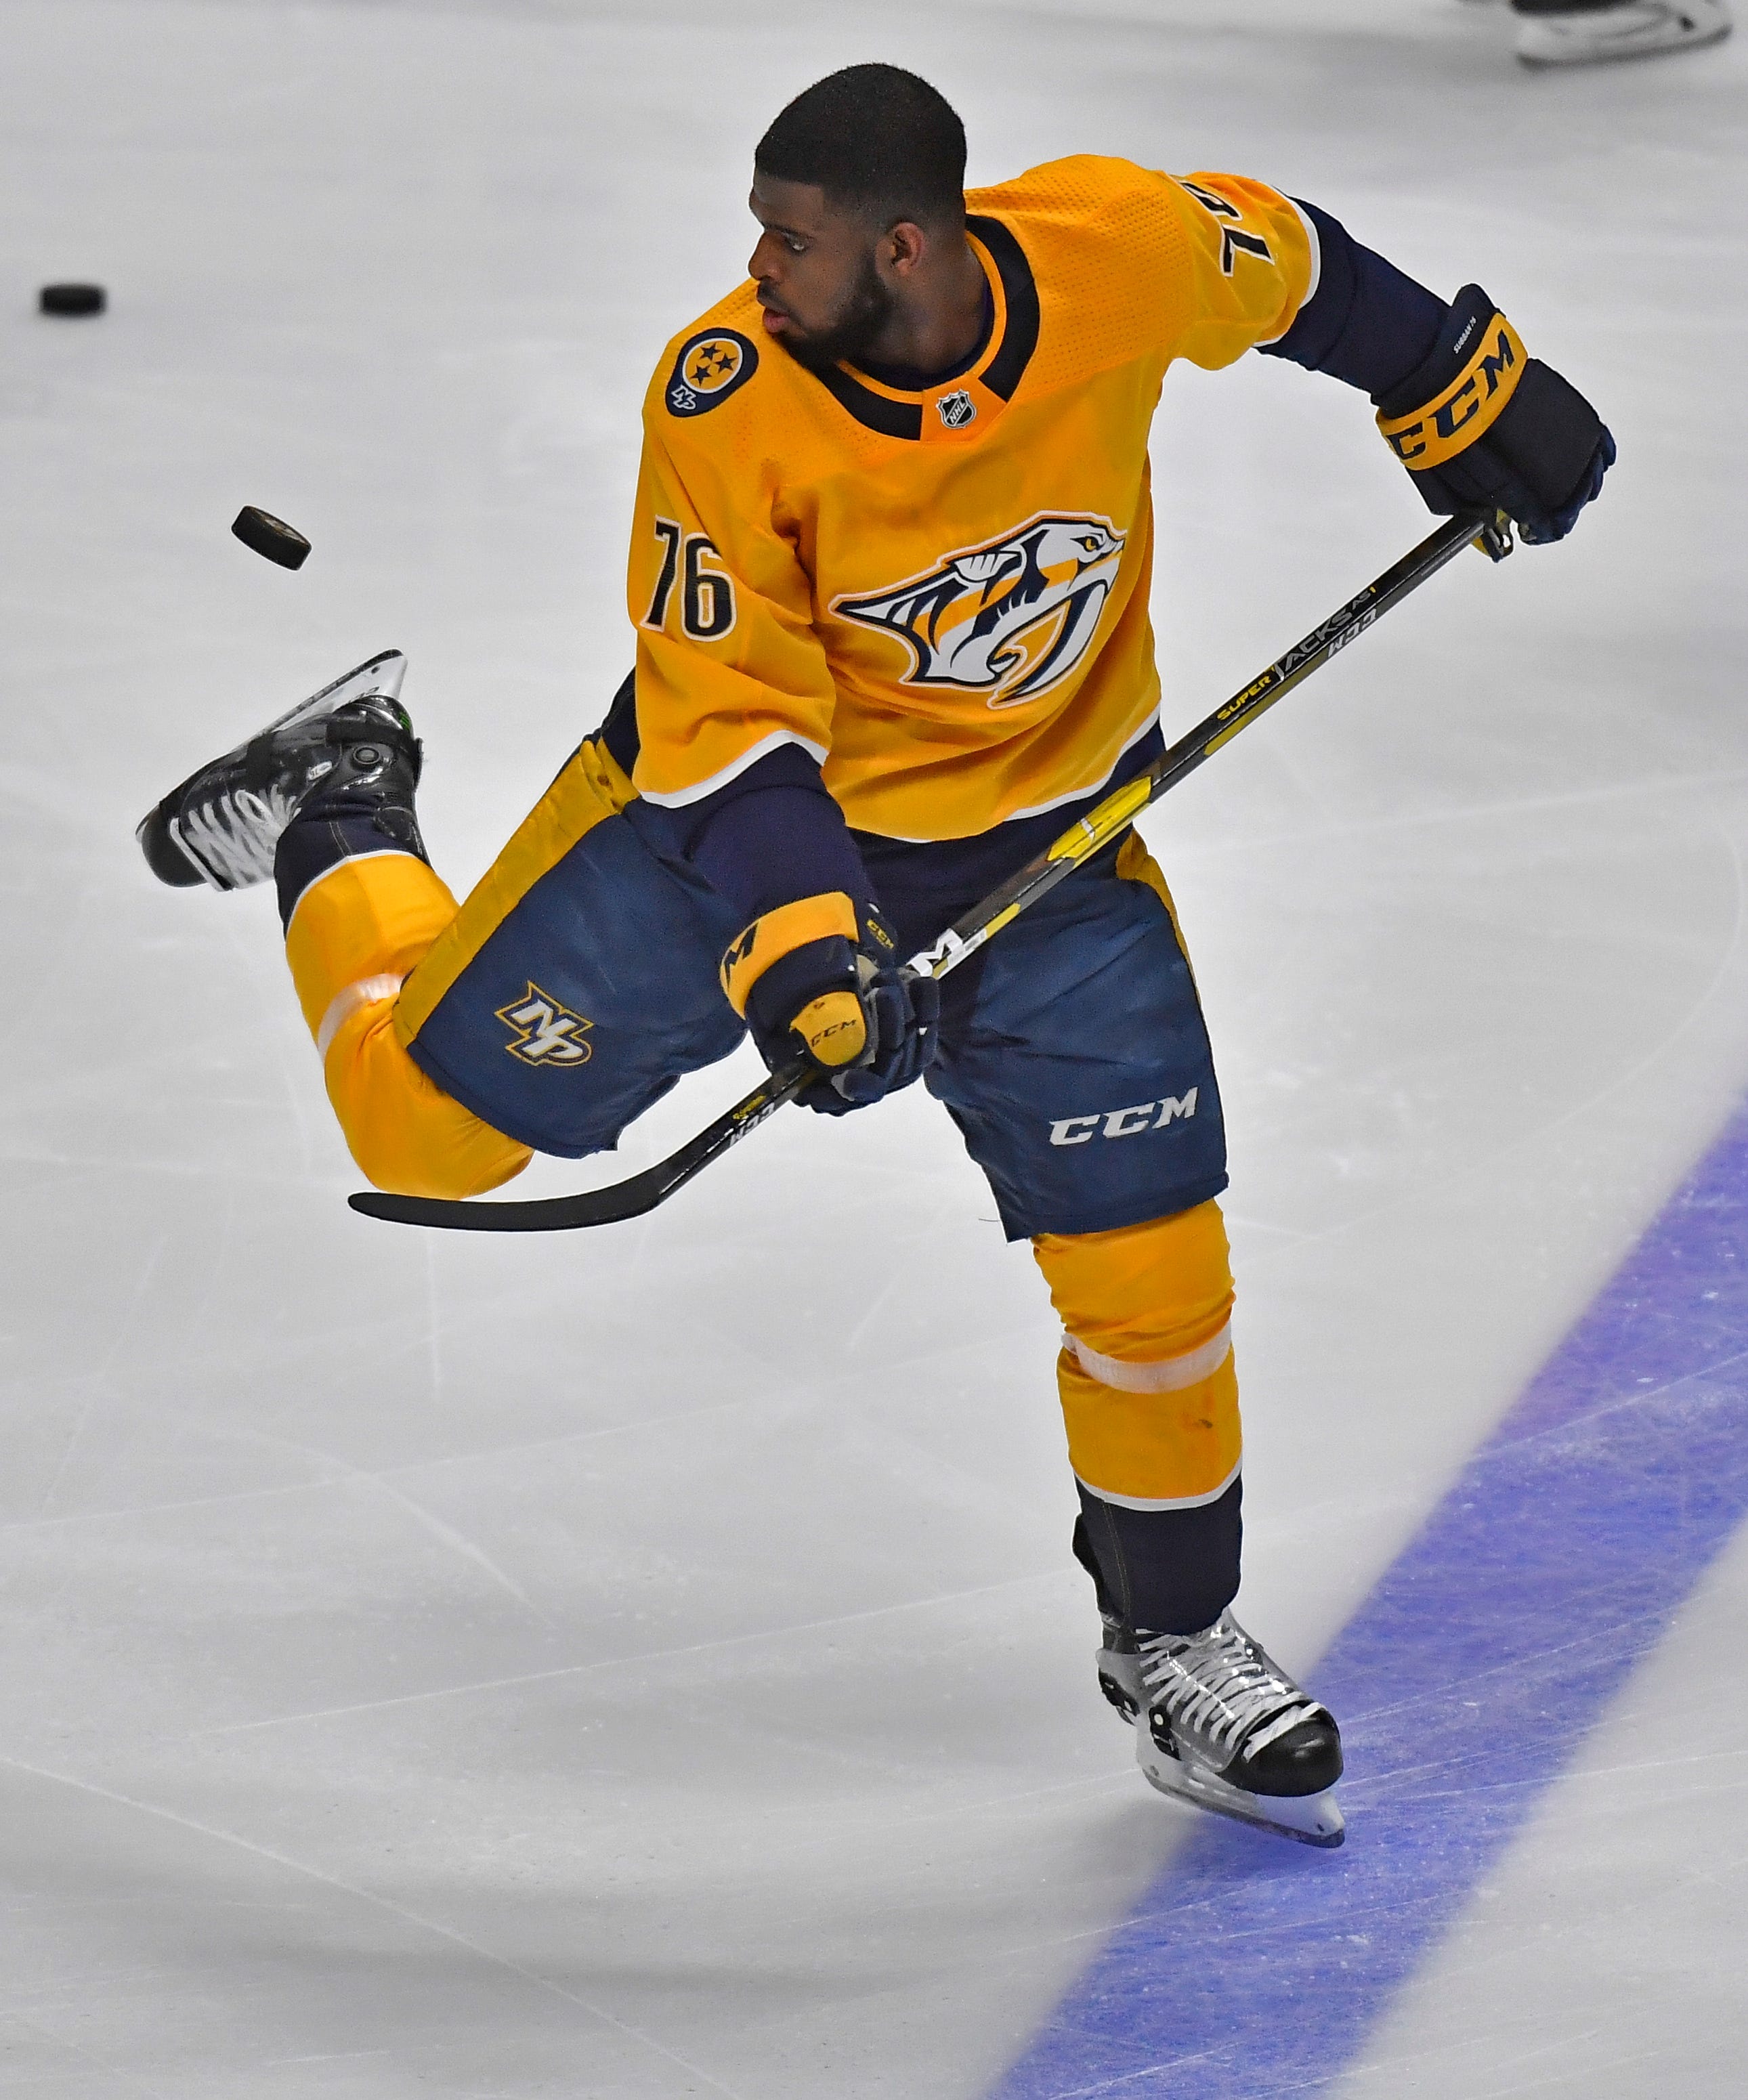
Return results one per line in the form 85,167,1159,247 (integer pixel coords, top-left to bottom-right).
39,282,106,317
232,505,312,571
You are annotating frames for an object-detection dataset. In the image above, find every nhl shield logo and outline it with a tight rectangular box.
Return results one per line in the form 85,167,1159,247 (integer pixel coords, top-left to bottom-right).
666,329,759,417
832,513,1126,708
936,389,977,429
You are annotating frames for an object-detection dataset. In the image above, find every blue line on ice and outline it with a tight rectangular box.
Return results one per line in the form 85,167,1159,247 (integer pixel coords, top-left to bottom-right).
989,1102,1748,2098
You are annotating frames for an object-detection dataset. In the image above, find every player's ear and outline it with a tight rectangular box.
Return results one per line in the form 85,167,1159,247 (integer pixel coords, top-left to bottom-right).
884,220,927,278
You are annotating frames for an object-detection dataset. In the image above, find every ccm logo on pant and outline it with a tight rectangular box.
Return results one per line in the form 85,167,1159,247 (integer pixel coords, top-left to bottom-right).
1049,1091,1197,1147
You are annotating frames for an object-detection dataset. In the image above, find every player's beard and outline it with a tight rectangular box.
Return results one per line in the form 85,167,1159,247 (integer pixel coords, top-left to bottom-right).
773,254,895,374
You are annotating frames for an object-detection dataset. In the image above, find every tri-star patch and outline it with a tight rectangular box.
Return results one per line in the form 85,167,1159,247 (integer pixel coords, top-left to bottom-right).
666,329,758,417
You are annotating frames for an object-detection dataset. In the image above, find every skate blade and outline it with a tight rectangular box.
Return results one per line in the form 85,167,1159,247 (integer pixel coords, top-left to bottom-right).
265,649,406,736
1137,1740,1344,1848
1518,21,1730,66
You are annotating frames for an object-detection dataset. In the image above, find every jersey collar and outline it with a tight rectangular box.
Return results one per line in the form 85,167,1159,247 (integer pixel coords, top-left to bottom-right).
811,214,1040,444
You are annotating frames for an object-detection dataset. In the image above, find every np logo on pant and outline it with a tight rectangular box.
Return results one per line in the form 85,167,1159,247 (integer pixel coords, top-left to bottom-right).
496,982,593,1068
1050,1091,1197,1146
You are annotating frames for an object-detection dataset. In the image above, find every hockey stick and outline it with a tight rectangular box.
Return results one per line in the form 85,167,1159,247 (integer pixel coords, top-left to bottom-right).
351,507,1510,1235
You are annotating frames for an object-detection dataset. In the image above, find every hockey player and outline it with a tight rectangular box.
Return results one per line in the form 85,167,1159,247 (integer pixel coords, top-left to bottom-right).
138,67,1612,1845
1510,0,1732,64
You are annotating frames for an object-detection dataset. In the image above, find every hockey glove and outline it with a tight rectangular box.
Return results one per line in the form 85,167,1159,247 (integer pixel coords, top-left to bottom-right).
1375,284,1614,544
720,891,939,1116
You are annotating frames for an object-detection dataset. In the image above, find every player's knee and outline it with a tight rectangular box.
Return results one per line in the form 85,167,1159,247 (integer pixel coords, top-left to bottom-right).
284,851,458,1040
1033,1201,1234,1373
1036,1205,1241,1503
324,997,532,1199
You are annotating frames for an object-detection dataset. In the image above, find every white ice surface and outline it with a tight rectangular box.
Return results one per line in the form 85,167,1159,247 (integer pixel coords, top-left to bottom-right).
0,1,1745,2093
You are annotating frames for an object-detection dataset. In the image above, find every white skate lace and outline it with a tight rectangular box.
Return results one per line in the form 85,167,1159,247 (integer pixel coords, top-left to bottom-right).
1137,1613,1319,1765
177,784,299,888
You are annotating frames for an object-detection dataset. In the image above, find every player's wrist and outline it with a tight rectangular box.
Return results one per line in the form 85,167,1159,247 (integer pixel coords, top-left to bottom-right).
1374,283,1611,542
719,895,935,1108
719,889,878,1069
719,891,861,1019
1373,284,1525,464
745,937,864,1065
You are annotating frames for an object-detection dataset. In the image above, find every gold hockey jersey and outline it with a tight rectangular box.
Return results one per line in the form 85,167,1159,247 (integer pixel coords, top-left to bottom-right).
628,155,1316,841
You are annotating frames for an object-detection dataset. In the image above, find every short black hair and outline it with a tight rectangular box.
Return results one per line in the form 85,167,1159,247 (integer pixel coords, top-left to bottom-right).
755,64,966,228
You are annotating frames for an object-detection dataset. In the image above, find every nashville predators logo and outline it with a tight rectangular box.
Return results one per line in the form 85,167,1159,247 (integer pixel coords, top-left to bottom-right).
832,513,1126,708
666,328,759,417
496,982,593,1068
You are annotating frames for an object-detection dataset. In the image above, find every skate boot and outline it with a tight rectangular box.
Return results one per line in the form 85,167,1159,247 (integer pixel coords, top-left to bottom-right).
1098,1609,1344,1847
1512,0,1732,66
137,651,419,892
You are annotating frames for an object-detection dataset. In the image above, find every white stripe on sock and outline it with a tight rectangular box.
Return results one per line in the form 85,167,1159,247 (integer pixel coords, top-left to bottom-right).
315,973,405,1061
1065,1319,1232,1394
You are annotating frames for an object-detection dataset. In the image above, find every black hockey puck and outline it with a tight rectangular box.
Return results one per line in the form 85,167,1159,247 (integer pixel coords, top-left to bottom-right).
232,505,312,571
39,282,106,317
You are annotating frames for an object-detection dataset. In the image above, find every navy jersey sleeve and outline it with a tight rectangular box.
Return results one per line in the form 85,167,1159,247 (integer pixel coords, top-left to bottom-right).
677,745,874,925
1259,199,1448,401
595,670,872,926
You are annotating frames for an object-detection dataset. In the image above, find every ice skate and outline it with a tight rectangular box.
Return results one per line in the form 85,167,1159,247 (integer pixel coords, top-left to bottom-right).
1098,1610,1344,1847
1514,0,1731,66
137,650,417,891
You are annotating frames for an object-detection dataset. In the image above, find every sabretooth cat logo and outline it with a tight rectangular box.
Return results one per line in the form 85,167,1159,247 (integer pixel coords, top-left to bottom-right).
496,983,593,1068
833,513,1126,708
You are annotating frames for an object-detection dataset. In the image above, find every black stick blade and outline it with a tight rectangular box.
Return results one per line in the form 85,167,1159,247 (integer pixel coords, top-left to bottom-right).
348,1166,674,1233
347,1064,811,1233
